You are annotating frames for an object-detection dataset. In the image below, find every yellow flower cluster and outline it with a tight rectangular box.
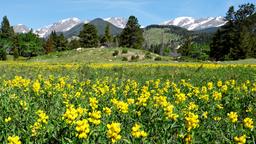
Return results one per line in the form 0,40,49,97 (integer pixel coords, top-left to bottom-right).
103,107,112,116
131,123,148,138
243,117,254,129
31,110,48,136
7,135,22,144
234,135,246,144
62,105,86,124
111,98,129,113
227,112,238,123
89,97,98,110
32,80,41,94
5,117,12,123
185,112,200,132
75,119,90,139
88,110,101,125
107,122,122,143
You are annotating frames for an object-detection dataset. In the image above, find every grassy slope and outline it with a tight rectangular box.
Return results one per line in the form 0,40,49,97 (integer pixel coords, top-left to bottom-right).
29,47,171,64
28,47,256,64
143,28,181,46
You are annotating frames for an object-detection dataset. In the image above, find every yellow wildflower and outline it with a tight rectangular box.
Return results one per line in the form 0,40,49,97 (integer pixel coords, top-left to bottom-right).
107,122,122,143
227,112,238,123
234,135,246,144
7,135,21,144
243,117,254,129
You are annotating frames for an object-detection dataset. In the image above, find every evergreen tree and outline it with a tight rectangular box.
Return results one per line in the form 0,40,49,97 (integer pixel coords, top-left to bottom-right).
49,31,58,51
178,36,193,57
101,24,112,47
19,30,44,57
44,37,54,54
0,40,8,60
68,39,80,50
119,16,144,49
210,3,255,60
79,24,99,48
56,33,68,51
0,16,14,39
12,35,19,60
225,6,235,22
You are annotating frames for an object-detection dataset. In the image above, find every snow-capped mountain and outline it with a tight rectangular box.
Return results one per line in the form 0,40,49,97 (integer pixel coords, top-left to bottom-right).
13,24,30,33
162,16,226,31
104,17,127,28
34,17,82,38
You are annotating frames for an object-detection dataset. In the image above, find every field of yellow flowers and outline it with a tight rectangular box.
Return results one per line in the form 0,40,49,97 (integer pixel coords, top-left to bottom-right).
0,62,255,143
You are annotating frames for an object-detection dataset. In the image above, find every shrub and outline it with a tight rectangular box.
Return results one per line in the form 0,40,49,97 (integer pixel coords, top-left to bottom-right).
145,52,152,59
122,57,128,61
131,55,140,61
154,57,162,61
112,50,119,56
122,49,128,54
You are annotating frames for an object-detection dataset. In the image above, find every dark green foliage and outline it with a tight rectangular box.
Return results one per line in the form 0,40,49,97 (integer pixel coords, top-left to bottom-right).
178,36,193,57
145,52,152,59
120,16,144,49
0,16,14,60
48,31,68,52
79,24,99,48
12,35,19,59
121,49,128,54
0,40,7,60
56,33,68,51
112,50,119,56
210,3,256,61
18,30,44,57
0,16,14,39
130,55,140,61
68,39,80,50
44,37,54,54
101,24,112,47
122,57,128,61
154,57,162,61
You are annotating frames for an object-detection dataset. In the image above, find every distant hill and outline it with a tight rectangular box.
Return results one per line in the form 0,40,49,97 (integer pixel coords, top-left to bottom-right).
63,18,123,38
143,24,216,46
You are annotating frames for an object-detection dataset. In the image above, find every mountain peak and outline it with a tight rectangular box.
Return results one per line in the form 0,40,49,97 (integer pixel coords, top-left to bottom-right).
162,16,226,31
104,17,127,28
35,17,82,38
14,24,30,33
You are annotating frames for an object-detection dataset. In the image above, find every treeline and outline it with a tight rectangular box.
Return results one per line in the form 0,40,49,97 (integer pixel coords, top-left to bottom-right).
174,3,256,61
0,15,144,60
210,3,256,60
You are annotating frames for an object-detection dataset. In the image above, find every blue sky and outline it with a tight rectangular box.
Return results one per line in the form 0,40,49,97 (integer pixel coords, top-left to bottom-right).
0,0,255,29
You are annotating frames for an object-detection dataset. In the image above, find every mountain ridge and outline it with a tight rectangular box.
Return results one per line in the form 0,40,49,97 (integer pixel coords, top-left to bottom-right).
161,16,226,31
13,16,226,37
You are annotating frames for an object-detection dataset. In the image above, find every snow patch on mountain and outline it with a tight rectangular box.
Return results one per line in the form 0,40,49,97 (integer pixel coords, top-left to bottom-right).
104,17,127,28
13,24,30,33
35,17,82,38
162,16,226,31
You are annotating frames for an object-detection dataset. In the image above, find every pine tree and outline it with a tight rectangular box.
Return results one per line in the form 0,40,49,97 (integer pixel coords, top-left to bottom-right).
178,36,193,57
210,3,255,60
101,24,112,47
79,24,99,48
119,16,144,49
12,35,19,60
57,33,68,51
49,31,58,51
68,39,80,50
0,16,14,39
0,40,7,60
44,37,54,54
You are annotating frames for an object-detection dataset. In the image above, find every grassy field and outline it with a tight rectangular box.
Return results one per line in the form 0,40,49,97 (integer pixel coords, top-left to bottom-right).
1,48,256,144
29,48,171,64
